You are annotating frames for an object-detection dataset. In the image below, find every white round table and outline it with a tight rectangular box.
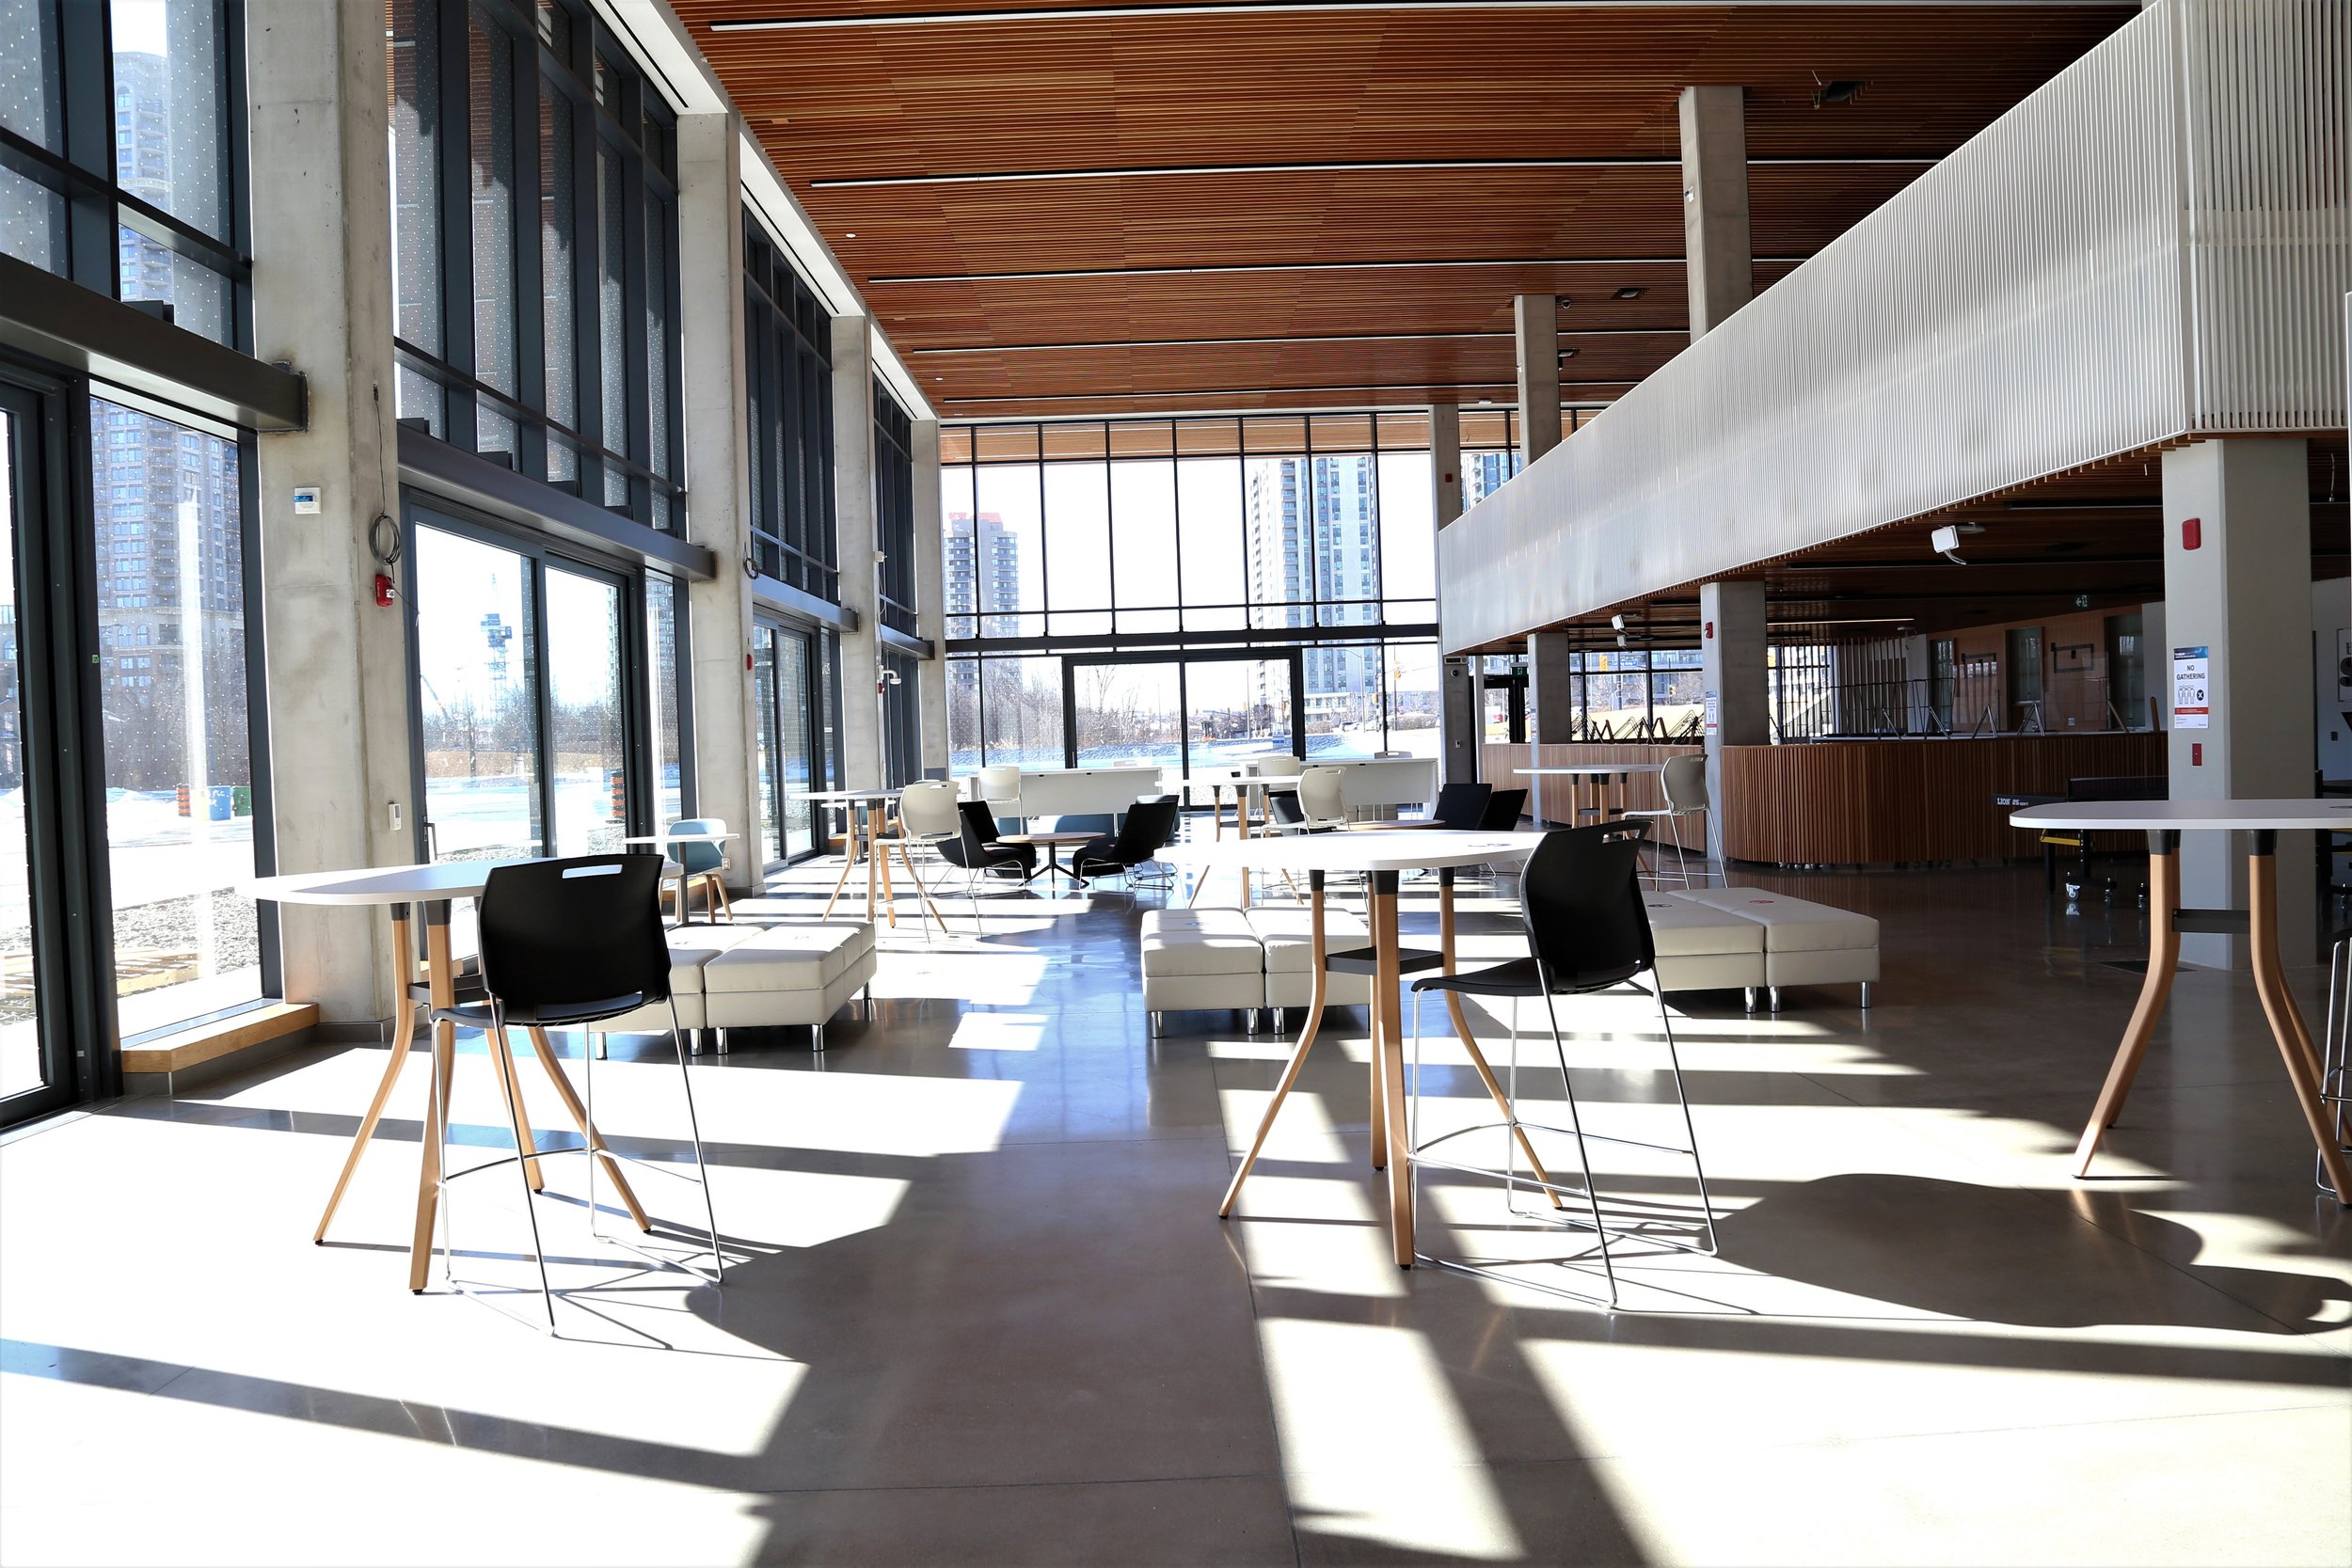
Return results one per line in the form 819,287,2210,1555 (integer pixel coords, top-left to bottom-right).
1160,830,1544,1265
1516,763,1668,830
245,859,651,1290
2010,800,2352,1203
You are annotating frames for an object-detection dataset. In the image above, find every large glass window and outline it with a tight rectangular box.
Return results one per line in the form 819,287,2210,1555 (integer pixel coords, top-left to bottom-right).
944,413,1440,766
0,0,250,348
875,384,917,634
743,214,836,598
645,573,687,825
387,0,682,530
93,397,265,1037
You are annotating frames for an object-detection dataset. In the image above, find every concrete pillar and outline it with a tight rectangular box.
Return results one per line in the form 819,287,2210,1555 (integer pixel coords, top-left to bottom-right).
1678,85,1753,341
1700,580,1768,864
1442,657,1480,785
247,0,414,1030
1528,630,1576,746
1430,403,1462,528
2162,437,2316,968
1512,296,1561,466
832,313,882,791
913,416,949,776
676,112,759,877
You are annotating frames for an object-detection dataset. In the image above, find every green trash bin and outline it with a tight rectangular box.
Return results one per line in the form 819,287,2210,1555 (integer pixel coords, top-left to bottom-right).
231,785,252,816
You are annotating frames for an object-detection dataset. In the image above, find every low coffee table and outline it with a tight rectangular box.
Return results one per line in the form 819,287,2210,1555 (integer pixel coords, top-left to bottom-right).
1000,829,1099,886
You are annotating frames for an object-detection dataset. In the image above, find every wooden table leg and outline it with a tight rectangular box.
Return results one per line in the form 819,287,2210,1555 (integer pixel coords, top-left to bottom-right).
823,808,859,918
524,1026,650,1230
313,901,422,1243
1372,869,1414,1266
1437,868,1565,1209
1219,871,1328,1216
2074,833,2180,1176
490,1023,547,1192
409,900,459,1293
868,806,891,926
2247,837,2352,1203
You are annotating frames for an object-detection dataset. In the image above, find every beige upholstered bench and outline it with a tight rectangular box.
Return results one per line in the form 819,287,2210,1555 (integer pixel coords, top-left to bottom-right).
596,919,876,1053
1661,888,1879,1011
1244,907,1372,1026
1140,908,1266,1036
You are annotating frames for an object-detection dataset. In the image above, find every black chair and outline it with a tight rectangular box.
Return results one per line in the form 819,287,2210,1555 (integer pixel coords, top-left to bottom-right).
1405,821,1716,1310
427,853,721,1328
1070,796,1182,885
939,798,1040,883
1429,782,1492,830
1476,787,1528,832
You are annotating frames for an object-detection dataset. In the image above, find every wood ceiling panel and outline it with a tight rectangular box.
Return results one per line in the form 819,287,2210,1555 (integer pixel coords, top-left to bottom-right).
676,0,2137,413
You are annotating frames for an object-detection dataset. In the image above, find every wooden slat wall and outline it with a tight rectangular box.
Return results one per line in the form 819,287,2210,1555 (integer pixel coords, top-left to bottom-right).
1722,735,2166,864
1483,740,1703,823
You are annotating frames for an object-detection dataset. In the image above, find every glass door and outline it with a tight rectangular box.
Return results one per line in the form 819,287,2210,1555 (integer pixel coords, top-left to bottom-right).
753,619,822,864
0,398,53,1113
542,564,627,856
1184,654,1297,770
1071,659,1182,769
414,525,544,861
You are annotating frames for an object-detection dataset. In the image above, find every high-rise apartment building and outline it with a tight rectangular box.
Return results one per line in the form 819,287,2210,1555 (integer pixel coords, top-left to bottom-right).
1244,456,1380,731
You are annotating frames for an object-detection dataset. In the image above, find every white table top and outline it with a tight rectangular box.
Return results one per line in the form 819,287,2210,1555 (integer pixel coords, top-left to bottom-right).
245,858,538,906
618,832,739,846
789,788,903,803
2011,800,2352,832
1158,828,1538,874
1518,764,1667,777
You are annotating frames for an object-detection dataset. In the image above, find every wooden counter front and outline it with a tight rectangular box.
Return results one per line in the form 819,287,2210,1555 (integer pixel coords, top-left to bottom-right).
1720,734,2167,865
1483,741,1703,825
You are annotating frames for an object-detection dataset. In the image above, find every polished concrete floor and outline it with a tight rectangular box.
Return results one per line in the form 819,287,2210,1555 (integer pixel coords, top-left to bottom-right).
2,848,2347,1566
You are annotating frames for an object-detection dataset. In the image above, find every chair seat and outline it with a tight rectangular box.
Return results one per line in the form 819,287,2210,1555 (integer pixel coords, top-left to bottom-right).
1325,943,1446,976
1412,955,1646,997
432,992,653,1028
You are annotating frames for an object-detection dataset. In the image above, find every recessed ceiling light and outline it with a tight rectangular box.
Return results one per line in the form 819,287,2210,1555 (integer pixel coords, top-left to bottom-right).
1613,286,1644,299
845,231,856,238
1557,348,1579,360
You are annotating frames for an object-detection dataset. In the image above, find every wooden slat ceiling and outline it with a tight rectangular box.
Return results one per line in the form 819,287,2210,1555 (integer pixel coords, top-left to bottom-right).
675,0,2138,416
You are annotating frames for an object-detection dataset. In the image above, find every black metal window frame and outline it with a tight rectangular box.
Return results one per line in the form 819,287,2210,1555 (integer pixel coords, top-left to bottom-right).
874,381,916,635
742,212,837,600
387,0,684,532
0,0,254,353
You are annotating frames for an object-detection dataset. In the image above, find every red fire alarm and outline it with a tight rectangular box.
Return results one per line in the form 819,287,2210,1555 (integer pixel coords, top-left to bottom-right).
2191,742,2203,767
373,572,396,608
2182,516,2202,550
1704,620,1714,641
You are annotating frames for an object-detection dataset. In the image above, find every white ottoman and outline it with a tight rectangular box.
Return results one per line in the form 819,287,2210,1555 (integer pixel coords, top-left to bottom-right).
1140,909,1266,1035
1673,888,1880,1010
702,921,880,1051
1641,893,1767,1000
1244,907,1373,1022
587,924,765,1050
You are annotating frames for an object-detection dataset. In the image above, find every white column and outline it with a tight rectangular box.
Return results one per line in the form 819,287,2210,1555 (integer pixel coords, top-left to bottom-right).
248,0,414,1029
676,111,759,877
1512,296,1561,466
832,313,883,792
1430,402,1462,528
2162,437,2315,969
1678,85,1753,341
1700,579,1768,863
913,416,949,776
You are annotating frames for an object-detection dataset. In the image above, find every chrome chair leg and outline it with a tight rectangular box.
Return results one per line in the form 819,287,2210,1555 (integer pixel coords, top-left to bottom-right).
1538,987,1620,1310
667,996,724,1282
1653,980,1719,1254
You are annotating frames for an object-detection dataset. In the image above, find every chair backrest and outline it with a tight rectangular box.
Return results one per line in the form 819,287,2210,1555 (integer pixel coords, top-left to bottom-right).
1477,787,1527,831
1115,795,1182,857
1269,790,1307,828
977,764,1023,801
899,780,961,838
1433,781,1492,830
956,798,1004,854
1298,766,1345,822
1660,754,1708,811
478,854,671,1009
668,816,726,875
1518,822,1654,992
1248,753,1302,780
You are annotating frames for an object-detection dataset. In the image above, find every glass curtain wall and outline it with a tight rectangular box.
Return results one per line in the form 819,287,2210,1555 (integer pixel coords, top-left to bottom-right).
387,0,683,530
743,213,836,599
875,384,916,636
0,0,250,348
752,619,827,863
944,413,1441,771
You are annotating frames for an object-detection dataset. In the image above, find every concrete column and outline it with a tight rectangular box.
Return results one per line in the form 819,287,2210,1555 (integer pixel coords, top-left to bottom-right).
1678,85,1753,341
1700,580,1768,864
1528,630,1576,745
1430,403,1462,528
676,112,759,877
832,313,882,791
2162,437,2316,968
913,416,949,776
247,0,414,1030
1512,296,1561,466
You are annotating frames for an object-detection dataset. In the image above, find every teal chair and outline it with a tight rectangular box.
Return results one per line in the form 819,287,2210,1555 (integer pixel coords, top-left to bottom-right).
663,817,733,925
